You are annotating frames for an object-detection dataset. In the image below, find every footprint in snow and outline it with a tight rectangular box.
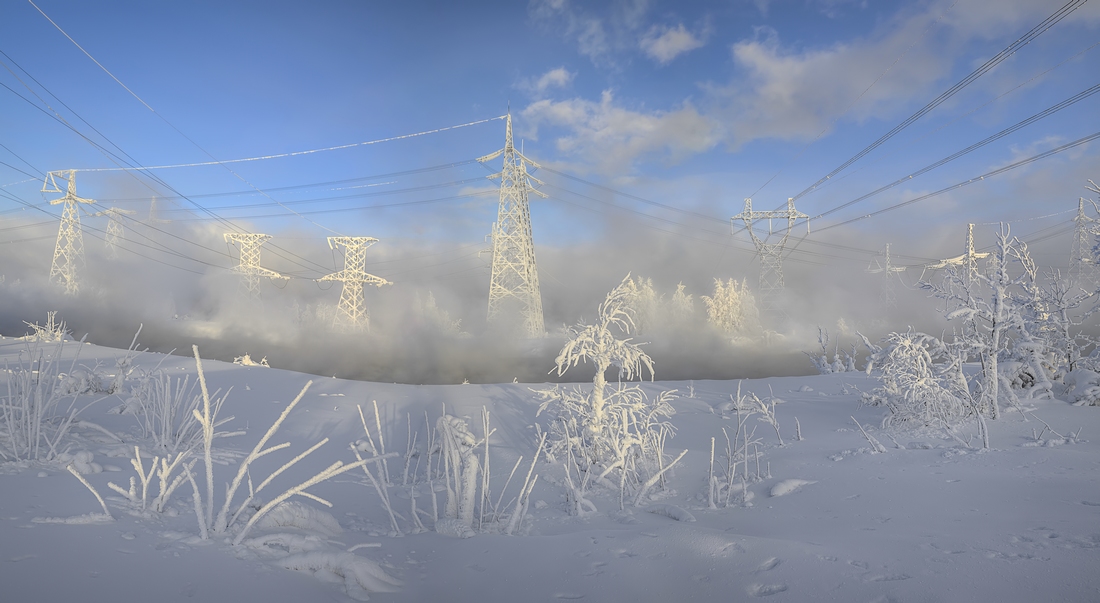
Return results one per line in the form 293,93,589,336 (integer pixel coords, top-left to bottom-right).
748,583,788,597
553,592,585,600
864,573,911,582
756,557,782,572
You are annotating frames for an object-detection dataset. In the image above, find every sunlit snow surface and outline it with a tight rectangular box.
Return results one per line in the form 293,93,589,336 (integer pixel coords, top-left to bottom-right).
1,337,1098,602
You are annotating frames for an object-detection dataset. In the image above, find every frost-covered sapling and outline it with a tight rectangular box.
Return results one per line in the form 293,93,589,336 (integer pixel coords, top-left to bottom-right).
535,275,684,512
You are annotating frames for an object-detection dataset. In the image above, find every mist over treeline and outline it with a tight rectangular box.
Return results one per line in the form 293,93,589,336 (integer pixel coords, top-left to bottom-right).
0,203,1084,384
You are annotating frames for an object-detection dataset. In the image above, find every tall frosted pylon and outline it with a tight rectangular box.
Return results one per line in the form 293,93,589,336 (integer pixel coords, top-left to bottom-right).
925,223,990,289
478,113,547,337
731,197,808,319
44,170,95,295
94,207,136,258
224,233,287,299
1069,194,1100,289
317,236,391,332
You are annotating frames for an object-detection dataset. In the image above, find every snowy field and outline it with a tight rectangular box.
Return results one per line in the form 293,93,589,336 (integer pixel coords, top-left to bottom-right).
1,334,1098,603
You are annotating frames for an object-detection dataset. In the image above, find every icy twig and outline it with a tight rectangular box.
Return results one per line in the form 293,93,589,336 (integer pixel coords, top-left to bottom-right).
233,452,395,546
213,379,312,533
850,416,887,453
505,432,545,535
183,464,208,540
632,449,687,507
67,464,112,520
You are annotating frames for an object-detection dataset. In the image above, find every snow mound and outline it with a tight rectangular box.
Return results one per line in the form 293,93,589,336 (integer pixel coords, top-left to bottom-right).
32,513,113,525
255,501,343,537
646,504,696,522
769,479,817,497
242,532,329,555
279,551,402,601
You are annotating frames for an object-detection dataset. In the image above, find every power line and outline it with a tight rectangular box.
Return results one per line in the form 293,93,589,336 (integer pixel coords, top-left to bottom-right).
803,82,1100,225
815,130,1100,233
796,39,1100,200
73,120,505,172
746,0,960,201
789,0,1089,203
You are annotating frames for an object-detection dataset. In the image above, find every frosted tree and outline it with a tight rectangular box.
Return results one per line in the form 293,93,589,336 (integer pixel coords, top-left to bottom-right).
1034,268,1097,374
624,276,659,334
702,278,759,337
414,291,463,335
922,225,1042,418
669,282,694,321
536,274,682,511
550,274,654,429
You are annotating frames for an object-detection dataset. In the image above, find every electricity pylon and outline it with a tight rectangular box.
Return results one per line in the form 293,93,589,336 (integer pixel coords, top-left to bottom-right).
477,112,547,337
317,237,391,332
925,223,989,287
731,197,808,317
94,207,136,258
1069,190,1100,289
224,233,287,299
44,170,95,295
866,243,906,308
148,195,169,223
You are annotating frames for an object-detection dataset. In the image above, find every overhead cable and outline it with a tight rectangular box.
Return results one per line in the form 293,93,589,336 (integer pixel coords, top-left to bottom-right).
789,0,1089,203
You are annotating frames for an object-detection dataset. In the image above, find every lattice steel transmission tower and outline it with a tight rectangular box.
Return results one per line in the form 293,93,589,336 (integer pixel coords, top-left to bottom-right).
866,243,906,308
224,233,287,299
317,237,391,332
925,223,990,288
731,197,808,316
148,195,170,223
44,170,95,295
1069,191,1100,288
94,207,136,258
477,113,547,337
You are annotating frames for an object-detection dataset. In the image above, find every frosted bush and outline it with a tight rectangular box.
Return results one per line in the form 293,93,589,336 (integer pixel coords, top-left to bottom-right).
861,329,987,447
535,274,683,512
0,338,94,462
23,311,67,343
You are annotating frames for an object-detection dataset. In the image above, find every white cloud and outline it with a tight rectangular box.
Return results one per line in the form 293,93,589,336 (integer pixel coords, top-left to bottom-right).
519,67,576,98
523,0,1100,173
527,0,653,67
712,0,1100,147
640,24,706,65
521,90,721,174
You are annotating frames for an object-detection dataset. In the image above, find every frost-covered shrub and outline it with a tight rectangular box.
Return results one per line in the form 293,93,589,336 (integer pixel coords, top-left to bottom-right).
805,327,860,374
861,330,977,431
121,371,227,454
23,311,67,343
0,338,91,462
1062,369,1100,406
535,274,683,512
233,353,270,368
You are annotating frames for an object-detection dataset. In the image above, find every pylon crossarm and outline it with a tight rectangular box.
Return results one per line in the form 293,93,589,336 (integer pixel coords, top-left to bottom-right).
515,151,540,169
477,148,504,164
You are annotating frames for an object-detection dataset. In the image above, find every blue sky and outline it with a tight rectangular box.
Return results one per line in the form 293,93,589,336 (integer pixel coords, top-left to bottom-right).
1,0,1099,299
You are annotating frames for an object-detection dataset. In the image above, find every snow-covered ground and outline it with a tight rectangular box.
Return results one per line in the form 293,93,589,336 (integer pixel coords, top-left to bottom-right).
1,336,1098,602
